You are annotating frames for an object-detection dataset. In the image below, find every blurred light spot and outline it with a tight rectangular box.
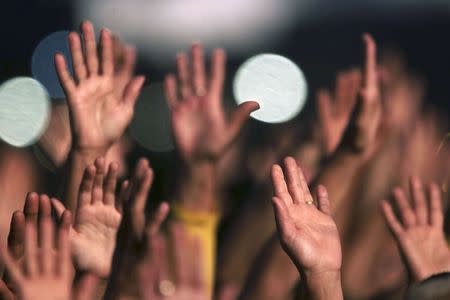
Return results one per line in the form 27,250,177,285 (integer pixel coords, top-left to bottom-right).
233,54,307,124
32,31,73,99
129,83,174,152
0,77,51,147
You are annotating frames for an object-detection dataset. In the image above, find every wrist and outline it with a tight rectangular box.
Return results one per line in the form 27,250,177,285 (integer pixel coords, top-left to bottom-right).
71,147,108,163
302,269,343,300
175,160,218,213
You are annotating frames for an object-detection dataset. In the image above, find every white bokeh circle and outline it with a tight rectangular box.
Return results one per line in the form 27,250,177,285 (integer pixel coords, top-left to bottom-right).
233,54,307,123
0,77,51,147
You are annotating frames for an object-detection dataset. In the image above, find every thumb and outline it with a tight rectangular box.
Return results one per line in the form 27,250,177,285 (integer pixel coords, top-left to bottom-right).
50,198,66,219
228,101,259,141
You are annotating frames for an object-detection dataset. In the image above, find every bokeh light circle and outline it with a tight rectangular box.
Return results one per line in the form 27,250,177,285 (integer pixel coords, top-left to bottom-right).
0,77,51,147
233,54,307,123
32,31,73,99
129,83,174,152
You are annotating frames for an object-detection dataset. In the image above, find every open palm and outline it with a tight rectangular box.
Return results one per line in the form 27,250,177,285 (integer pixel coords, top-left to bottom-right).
164,44,258,161
381,177,450,282
55,21,144,151
52,158,123,277
271,157,341,274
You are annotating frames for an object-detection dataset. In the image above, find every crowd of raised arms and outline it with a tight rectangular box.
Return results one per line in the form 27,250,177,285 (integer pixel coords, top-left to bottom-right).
0,21,449,300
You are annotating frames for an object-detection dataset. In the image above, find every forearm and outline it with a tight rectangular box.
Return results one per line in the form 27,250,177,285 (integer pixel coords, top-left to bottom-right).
174,160,218,213
63,148,106,211
302,271,343,300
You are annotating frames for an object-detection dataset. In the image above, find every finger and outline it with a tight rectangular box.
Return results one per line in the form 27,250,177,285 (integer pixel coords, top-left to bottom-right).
409,177,428,225
58,211,72,276
227,101,259,142
392,187,416,228
429,182,443,227
116,180,129,214
0,247,23,285
298,166,313,205
40,208,54,274
81,21,99,75
55,53,76,96
176,52,193,99
381,200,404,236
131,167,154,236
209,48,226,100
271,196,292,236
50,198,66,219
146,202,170,236
7,211,25,260
24,217,38,276
317,185,331,215
283,157,304,204
39,194,52,220
362,33,377,91
122,75,145,106
270,164,290,202
24,192,39,225
117,46,136,79
316,90,333,135
191,44,207,96
164,74,179,109
92,157,106,204
103,162,119,205
78,164,96,208
68,31,87,82
100,28,114,76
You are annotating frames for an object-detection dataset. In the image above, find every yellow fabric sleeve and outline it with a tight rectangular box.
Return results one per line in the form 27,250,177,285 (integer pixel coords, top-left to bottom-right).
171,205,219,297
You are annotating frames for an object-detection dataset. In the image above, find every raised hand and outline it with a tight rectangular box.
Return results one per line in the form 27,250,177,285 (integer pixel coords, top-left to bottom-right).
0,197,72,300
271,157,343,300
55,21,144,153
105,158,170,299
52,157,122,277
381,177,450,283
164,44,259,162
316,69,361,155
340,34,381,156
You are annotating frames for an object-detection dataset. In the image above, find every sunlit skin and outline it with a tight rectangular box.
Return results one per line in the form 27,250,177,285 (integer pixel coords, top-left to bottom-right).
381,177,450,283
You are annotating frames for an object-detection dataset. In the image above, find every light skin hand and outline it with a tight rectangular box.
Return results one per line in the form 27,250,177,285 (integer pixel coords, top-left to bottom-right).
0,198,72,300
271,157,343,300
164,44,259,163
55,21,144,154
316,69,361,155
381,177,450,283
52,157,123,278
339,34,381,157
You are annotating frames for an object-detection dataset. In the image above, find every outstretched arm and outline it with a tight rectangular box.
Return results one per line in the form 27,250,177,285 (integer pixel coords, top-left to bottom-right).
55,21,143,211
271,157,343,300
